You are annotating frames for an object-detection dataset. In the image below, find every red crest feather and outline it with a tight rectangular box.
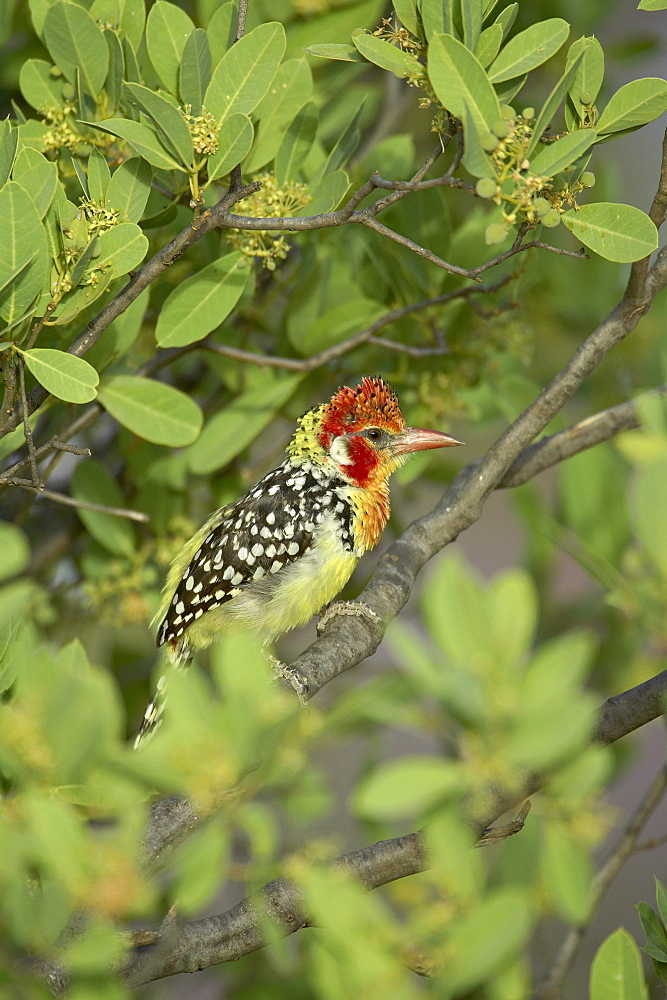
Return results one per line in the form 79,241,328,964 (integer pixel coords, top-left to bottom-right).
321,376,405,438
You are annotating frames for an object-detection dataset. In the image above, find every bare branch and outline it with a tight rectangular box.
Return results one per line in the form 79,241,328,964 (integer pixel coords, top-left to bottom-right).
6,484,149,521
360,216,478,279
498,387,666,488
201,274,514,372
0,438,91,484
18,356,38,487
625,126,667,305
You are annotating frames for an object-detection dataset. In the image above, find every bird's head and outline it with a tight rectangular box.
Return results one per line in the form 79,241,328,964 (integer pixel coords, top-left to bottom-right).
289,377,462,488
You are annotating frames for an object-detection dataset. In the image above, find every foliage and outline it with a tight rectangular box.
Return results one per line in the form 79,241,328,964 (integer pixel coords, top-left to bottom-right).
0,0,666,997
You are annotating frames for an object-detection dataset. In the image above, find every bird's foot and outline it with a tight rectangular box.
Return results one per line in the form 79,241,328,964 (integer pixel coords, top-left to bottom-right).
269,655,309,704
316,600,382,635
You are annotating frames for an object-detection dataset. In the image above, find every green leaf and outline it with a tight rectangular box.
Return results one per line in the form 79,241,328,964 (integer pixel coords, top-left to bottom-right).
656,878,667,927
14,159,58,219
632,459,667,578
53,271,113,326
205,22,286,122
446,889,533,995
590,928,648,1000
83,118,181,171
488,18,569,83
275,102,318,185
542,825,592,923
529,129,597,178
104,27,124,111
419,0,449,39
566,36,605,118
123,83,194,168
494,2,518,40
43,1,109,98
299,169,349,216
105,158,152,222
20,348,99,403
462,0,483,51
89,0,146,51
244,58,313,173
526,53,583,157
0,182,48,326
291,296,384,356
428,33,501,133
303,42,365,62
638,0,667,7
596,78,667,135
86,148,111,204
0,256,38,300
155,253,248,347
392,0,418,35
122,35,140,83
145,0,194,96
0,523,30,581
352,32,422,78
461,102,494,178
562,202,658,262
353,756,464,820
637,902,667,960
95,222,148,277
70,459,136,558
0,120,18,187
179,27,212,116
186,376,301,474
488,568,537,667
19,58,64,111
476,24,503,68
206,0,237,66
86,288,148,371
206,113,254,181
98,375,203,446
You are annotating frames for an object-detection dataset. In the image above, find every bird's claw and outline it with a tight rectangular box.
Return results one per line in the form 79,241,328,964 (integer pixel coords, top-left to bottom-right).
317,600,382,635
269,655,309,704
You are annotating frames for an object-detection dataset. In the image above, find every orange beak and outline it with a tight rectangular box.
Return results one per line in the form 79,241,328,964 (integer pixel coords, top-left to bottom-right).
392,427,464,455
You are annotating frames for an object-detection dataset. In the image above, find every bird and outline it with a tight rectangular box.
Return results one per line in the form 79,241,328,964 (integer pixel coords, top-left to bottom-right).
135,376,462,746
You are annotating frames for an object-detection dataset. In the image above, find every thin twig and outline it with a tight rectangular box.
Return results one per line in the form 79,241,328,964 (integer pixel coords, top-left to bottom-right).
0,438,91,484
536,766,667,1000
228,0,250,193
360,216,478,279
9,484,149,521
0,350,17,422
234,0,248,42
18,356,39,487
633,832,667,853
201,273,514,371
25,300,57,351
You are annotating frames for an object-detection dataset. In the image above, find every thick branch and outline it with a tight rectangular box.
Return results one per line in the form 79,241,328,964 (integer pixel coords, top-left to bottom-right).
127,669,667,985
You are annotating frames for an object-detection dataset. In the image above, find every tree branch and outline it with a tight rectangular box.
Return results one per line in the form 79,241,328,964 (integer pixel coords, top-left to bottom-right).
127,669,667,985
498,386,666,488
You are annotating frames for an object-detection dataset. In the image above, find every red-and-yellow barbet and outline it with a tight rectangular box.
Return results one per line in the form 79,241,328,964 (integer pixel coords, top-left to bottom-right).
136,377,462,745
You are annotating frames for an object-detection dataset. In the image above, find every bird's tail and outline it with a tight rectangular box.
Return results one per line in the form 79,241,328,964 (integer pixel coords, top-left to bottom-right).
133,640,190,749
134,673,168,749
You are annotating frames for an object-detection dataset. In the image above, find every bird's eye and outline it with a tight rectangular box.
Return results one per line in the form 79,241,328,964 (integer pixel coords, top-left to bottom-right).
365,427,383,441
